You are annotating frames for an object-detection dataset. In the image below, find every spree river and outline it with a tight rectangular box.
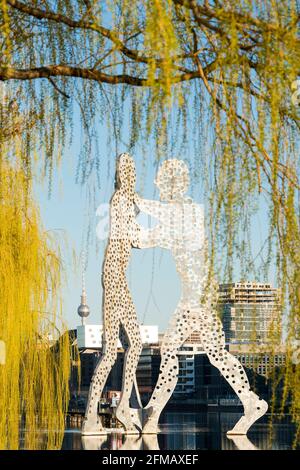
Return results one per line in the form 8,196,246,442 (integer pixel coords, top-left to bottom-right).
61,411,299,450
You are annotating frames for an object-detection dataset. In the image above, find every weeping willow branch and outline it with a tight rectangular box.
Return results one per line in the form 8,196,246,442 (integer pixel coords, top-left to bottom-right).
5,0,195,65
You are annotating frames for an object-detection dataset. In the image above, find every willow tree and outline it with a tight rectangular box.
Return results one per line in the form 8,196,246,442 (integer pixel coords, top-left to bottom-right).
0,87,71,449
0,0,299,443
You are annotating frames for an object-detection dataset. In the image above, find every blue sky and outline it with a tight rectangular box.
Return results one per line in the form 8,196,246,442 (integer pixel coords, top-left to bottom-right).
34,102,276,333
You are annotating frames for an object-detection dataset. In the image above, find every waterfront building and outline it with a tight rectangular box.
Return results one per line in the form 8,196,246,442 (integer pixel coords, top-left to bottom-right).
193,352,270,404
227,343,286,377
136,345,161,403
174,332,204,397
218,281,285,378
218,281,281,345
77,324,158,349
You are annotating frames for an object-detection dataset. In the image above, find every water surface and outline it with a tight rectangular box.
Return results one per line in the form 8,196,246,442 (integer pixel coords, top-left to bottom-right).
62,411,298,450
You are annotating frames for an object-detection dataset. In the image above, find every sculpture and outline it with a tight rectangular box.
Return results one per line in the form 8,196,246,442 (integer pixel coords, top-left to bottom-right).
135,159,268,435
82,153,142,435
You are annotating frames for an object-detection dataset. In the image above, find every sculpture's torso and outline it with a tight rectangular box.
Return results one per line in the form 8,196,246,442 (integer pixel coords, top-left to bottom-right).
160,199,207,306
103,191,137,279
102,191,138,318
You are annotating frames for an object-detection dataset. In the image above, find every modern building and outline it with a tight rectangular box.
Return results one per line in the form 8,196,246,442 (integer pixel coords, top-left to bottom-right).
217,281,285,378
218,281,281,345
76,328,159,400
77,324,158,349
174,332,205,397
136,345,161,404
193,351,271,404
228,343,286,378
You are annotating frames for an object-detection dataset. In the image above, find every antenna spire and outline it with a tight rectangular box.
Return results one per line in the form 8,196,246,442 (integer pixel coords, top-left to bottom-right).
77,250,90,325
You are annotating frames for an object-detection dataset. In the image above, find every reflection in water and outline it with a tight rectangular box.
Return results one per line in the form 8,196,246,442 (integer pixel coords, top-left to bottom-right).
226,435,258,451
142,434,160,451
81,435,108,450
62,412,299,450
81,433,159,450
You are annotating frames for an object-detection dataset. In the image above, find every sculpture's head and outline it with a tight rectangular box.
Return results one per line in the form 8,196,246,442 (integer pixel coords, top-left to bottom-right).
116,153,136,194
155,159,190,201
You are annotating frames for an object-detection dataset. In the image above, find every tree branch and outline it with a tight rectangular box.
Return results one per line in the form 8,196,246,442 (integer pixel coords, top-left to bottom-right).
0,64,207,86
0,65,148,85
48,78,70,99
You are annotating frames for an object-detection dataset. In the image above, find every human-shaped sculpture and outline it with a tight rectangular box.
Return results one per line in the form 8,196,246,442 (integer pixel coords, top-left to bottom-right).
82,153,142,435
135,159,268,435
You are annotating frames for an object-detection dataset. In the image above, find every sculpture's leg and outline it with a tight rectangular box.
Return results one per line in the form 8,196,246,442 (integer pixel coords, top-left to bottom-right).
142,303,191,434
200,309,268,435
119,325,143,430
82,320,119,435
115,309,142,434
119,326,143,408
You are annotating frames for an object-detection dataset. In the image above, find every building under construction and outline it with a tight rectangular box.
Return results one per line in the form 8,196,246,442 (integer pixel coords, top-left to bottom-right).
218,281,281,345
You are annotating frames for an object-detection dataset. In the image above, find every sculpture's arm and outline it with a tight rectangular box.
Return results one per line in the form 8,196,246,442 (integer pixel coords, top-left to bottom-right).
134,194,166,221
132,223,172,250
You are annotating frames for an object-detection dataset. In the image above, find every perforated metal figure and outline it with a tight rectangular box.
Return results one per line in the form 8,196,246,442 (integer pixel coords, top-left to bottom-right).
135,159,268,435
82,153,142,435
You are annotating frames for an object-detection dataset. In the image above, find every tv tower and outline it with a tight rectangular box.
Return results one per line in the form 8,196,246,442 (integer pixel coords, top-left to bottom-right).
77,250,90,325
